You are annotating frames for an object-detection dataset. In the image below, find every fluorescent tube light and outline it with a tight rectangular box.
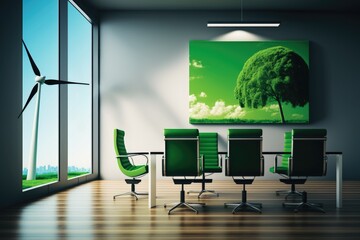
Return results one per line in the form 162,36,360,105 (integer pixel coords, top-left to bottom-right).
207,22,280,28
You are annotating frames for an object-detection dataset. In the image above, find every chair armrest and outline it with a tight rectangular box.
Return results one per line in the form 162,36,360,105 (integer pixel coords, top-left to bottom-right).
162,155,165,176
116,153,149,166
225,155,229,175
274,154,280,173
323,155,328,176
199,154,204,175
261,155,264,176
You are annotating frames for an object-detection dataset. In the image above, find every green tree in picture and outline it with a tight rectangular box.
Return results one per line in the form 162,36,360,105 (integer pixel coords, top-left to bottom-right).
234,46,309,123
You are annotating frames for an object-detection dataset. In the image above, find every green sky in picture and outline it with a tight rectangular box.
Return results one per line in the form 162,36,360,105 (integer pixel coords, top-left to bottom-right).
189,41,309,123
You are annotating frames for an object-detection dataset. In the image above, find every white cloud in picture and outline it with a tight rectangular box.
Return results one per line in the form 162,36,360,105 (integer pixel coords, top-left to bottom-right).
189,95,246,119
226,106,246,118
264,104,279,112
190,59,204,68
199,92,207,98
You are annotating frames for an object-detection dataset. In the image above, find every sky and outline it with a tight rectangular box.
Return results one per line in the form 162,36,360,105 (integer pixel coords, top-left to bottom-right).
22,0,92,173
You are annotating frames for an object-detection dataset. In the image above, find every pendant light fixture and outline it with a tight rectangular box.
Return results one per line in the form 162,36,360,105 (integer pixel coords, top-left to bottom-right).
207,0,280,28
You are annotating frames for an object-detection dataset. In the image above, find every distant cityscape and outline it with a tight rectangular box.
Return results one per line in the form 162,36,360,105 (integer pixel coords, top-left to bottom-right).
22,165,90,175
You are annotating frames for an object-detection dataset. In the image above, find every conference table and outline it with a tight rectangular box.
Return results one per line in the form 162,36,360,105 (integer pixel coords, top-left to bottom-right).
147,151,343,209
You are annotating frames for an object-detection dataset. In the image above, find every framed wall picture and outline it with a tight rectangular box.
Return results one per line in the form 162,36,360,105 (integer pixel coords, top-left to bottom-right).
189,41,309,124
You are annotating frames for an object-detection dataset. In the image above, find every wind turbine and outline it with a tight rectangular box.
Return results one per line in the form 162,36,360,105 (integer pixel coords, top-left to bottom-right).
19,40,89,180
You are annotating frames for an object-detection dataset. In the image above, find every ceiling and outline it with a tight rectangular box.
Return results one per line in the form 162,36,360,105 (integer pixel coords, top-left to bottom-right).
84,0,360,12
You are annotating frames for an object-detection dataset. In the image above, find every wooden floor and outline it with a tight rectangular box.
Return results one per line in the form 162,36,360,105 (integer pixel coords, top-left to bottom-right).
1,180,360,239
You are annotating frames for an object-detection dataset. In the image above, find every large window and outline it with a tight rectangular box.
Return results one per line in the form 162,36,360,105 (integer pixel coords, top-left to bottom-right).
22,0,92,189
22,0,59,190
67,2,92,178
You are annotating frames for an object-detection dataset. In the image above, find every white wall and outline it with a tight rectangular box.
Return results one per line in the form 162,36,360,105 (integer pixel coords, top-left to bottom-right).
99,10,360,180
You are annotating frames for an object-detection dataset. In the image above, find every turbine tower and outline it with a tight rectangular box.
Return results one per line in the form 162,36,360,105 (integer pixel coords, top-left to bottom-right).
19,40,89,180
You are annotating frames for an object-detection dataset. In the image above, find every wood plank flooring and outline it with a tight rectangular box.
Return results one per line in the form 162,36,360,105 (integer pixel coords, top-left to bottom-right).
1,180,360,239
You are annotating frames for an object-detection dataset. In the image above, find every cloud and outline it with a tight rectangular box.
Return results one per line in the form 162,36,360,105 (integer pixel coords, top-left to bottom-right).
199,92,207,98
190,59,204,68
264,104,279,112
210,101,233,116
226,106,246,118
189,94,197,105
189,96,245,119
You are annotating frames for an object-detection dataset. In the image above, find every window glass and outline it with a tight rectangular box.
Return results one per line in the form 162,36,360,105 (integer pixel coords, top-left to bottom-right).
22,0,59,190
67,1,92,179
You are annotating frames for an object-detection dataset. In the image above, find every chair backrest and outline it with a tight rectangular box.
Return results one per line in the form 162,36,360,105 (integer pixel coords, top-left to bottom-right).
199,132,219,171
114,129,132,173
163,129,201,177
226,129,263,177
290,129,327,177
281,131,292,169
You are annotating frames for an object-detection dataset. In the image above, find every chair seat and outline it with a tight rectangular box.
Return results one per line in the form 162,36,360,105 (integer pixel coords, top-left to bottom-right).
125,179,141,184
204,166,222,173
269,166,288,175
280,178,307,184
233,179,254,185
173,179,193,185
192,179,212,183
122,165,148,178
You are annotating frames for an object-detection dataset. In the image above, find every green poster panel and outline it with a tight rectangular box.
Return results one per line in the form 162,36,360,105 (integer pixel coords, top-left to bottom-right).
189,41,309,124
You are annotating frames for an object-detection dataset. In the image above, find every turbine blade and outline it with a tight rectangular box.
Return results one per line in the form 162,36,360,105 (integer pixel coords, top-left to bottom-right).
45,79,89,85
18,84,38,118
22,40,41,77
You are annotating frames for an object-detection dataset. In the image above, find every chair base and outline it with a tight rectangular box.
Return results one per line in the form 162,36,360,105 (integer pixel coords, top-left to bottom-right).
188,189,219,198
283,191,325,213
113,178,148,201
276,190,303,199
164,202,205,215
225,202,262,214
188,174,219,198
277,180,305,199
225,179,262,214
164,180,205,214
113,191,148,201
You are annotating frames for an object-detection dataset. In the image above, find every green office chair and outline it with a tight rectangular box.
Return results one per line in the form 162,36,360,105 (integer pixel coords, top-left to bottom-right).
275,129,327,212
113,129,149,200
270,131,303,199
188,132,222,198
224,129,264,213
162,129,205,214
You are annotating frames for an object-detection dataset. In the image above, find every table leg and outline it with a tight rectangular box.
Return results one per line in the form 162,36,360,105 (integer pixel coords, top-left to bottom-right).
336,154,343,208
149,153,157,208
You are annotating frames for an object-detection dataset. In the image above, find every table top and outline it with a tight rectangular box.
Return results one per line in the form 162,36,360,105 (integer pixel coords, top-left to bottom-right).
145,151,342,155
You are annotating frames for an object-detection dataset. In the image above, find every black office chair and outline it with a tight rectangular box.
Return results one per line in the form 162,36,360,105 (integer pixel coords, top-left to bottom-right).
277,129,327,212
162,129,205,214
188,132,222,198
224,129,264,213
270,131,303,199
